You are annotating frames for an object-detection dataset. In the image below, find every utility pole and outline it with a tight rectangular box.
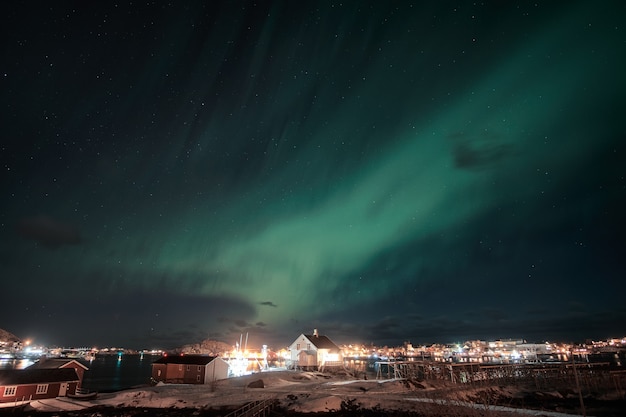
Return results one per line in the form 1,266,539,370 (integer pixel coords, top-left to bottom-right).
571,349,586,417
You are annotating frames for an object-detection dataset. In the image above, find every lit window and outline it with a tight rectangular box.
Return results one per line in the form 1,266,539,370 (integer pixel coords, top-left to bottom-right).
36,385,48,394
3,387,17,396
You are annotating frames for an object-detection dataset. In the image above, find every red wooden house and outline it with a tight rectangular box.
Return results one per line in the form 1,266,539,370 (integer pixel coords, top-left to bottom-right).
0,368,80,405
151,355,229,384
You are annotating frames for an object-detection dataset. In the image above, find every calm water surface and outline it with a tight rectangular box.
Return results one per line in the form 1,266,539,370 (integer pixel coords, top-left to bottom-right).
81,353,158,392
0,353,158,392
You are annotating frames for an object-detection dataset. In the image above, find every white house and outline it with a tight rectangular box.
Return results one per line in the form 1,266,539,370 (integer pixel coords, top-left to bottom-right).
288,329,342,371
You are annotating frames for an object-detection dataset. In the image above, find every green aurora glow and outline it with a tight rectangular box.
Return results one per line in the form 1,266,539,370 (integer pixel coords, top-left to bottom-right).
1,1,624,349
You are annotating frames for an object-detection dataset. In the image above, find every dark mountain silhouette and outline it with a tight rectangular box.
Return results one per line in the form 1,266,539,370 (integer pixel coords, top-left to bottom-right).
0,328,21,343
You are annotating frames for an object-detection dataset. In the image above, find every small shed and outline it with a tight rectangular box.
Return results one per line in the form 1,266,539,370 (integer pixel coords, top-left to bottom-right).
151,355,229,384
0,368,80,404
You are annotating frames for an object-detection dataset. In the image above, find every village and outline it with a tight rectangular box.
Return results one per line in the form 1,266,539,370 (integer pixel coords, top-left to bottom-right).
4,329,626,371
1,328,626,415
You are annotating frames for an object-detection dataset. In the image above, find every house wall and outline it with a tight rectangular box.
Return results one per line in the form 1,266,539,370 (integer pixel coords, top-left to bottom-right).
297,351,317,368
0,381,78,404
316,348,328,366
152,359,229,385
289,334,316,361
151,363,167,383
181,363,205,384
204,359,229,383
61,363,86,386
165,363,186,383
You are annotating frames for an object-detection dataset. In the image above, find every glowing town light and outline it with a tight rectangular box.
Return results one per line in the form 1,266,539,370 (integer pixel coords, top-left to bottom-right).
324,353,339,362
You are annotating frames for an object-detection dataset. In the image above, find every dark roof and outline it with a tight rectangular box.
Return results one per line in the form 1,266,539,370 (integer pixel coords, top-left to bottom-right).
27,358,88,370
0,368,79,385
304,334,340,350
152,355,218,365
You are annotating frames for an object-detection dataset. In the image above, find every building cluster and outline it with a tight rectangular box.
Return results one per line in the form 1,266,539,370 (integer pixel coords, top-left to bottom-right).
227,334,626,372
3,331,626,368
341,339,569,364
2,330,625,406
0,341,163,361
201,331,626,377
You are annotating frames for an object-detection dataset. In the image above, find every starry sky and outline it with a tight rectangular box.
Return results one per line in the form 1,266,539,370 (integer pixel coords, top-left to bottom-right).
1,1,625,351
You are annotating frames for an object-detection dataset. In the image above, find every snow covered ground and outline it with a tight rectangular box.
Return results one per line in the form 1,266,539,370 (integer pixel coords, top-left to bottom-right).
26,370,595,416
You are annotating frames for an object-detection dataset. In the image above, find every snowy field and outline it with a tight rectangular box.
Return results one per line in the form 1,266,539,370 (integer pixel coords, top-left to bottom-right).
23,370,612,416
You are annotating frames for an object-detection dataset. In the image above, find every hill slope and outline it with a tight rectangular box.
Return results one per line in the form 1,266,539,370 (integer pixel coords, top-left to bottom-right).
0,328,21,343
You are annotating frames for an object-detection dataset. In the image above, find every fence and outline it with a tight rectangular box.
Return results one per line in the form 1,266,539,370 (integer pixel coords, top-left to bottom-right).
224,398,278,417
376,360,626,398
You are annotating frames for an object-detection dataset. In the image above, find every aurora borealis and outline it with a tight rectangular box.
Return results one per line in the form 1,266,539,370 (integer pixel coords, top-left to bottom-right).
1,1,625,350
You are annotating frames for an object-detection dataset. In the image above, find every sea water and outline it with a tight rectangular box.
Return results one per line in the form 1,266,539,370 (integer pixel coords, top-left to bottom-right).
0,353,156,392
80,353,157,392
0,358,36,370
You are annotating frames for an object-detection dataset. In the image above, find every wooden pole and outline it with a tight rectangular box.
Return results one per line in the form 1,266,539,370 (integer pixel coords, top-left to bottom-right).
571,350,586,417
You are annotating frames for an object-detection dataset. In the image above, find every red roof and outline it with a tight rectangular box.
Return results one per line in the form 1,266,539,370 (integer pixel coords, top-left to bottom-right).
0,368,79,385
152,355,219,365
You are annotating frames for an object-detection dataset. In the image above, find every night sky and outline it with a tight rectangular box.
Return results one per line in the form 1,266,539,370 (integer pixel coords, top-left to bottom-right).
1,1,625,351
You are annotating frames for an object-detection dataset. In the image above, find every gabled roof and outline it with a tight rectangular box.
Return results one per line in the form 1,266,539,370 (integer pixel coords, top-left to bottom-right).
152,355,218,365
303,334,340,351
0,368,79,385
27,358,88,370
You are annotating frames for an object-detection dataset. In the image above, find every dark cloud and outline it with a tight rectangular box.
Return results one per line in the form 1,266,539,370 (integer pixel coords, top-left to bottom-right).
449,131,517,170
259,301,278,308
233,320,249,328
16,215,82,248
7,291,259,349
